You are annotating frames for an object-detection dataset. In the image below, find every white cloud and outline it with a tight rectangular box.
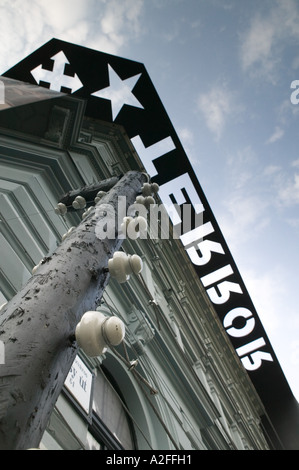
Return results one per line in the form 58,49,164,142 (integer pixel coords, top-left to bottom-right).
197,87,235,140
226,145,257,189
278,172,299,206
0,0,145,72
241,14,276,78
263,164,281,176
286,217,299,230
266,126,284,144
177,127,198,166
262,160,299,208
242,267,286,337
240,0,299,81
213,146,271,256
39,0,89,30
218,192,270,254
178,127,194,153
98,0,144,50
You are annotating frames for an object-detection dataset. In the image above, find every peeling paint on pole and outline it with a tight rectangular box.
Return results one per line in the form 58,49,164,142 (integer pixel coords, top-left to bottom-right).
0,171,147,450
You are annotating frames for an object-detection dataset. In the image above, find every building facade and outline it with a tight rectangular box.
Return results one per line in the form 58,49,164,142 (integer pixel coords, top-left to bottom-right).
0,91,273,450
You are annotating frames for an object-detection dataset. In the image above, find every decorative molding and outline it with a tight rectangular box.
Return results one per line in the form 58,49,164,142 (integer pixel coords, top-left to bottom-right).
127,305,155,353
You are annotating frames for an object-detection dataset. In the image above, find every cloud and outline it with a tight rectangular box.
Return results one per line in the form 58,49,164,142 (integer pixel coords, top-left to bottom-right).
261,159,299,209
266,126,284,144
242,266,286,336
197,86,235,140
263,164,281,176
278,172,299,206
97,0,144,50
39,0,89,30
0,0,145,72
177,127,194,154
218,192,270,254
226,145,257,188
263,158,299,207
177,127,198,166
178,127,193,144
240,14,277,80
240,0,299,81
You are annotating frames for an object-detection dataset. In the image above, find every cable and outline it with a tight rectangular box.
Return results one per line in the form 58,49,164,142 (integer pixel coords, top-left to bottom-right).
137,273,161,330
102,294,190,449
0,208,60,223
98,296,181,449
134,372,180,451
109,343,158,396
118,272,240,449
100,296,181,449
102,269,235,449
97,366,154,450
126,338,206,449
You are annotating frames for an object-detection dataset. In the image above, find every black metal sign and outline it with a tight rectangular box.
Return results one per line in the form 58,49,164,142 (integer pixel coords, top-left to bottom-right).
2,38,298,449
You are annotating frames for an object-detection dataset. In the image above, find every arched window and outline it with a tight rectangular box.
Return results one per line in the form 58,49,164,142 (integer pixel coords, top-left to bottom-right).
91,366,136,450
41,357,136,450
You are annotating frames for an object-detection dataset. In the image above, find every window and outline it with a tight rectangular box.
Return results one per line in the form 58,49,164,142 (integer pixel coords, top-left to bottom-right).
42,358,136,450
92,366,136,450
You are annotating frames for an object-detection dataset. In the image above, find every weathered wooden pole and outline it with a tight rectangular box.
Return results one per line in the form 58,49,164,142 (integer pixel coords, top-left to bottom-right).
0,171,147,450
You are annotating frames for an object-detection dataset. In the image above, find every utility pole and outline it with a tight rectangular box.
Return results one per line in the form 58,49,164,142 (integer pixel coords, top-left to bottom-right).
0,170,147,450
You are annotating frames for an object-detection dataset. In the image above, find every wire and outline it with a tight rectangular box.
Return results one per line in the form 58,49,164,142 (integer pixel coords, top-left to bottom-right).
109,343,158,396
99,295,182,449
97,366,154,450
113,269,240,449
127,338,204,449
100,305,182,449
137,273,161,330
102,255,237,449
0,208,60,223
133,371,180,451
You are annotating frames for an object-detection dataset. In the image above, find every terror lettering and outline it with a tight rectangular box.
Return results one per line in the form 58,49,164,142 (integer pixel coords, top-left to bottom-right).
133,134,274,372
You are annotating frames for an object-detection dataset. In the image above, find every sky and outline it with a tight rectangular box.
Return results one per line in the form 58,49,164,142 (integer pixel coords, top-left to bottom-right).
0,0,298,403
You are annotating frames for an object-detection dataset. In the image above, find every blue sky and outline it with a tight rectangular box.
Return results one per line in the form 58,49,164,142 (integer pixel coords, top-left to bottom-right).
0,0,298,402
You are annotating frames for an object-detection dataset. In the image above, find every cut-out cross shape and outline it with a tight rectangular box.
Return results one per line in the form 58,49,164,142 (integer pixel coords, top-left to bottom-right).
31,51,83,93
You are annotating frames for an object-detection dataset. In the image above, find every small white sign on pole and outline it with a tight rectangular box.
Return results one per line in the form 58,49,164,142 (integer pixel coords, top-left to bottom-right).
65,355,93,414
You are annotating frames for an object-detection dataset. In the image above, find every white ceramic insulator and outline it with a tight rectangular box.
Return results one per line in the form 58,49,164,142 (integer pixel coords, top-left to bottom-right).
54,203,67,216
75,311,125,357
103,316,126,346
142,182,153,197
129,254,143,274
72,195,86,210
94,191,106,204
108,252,143,283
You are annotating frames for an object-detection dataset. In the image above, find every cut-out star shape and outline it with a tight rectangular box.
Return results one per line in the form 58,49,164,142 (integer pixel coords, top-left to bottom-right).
92,64,143,120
